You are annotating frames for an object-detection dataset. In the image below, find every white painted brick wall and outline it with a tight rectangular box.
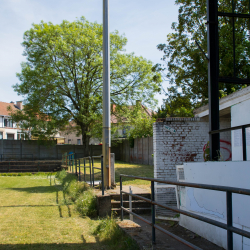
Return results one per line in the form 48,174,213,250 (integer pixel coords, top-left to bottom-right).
153,117,231,218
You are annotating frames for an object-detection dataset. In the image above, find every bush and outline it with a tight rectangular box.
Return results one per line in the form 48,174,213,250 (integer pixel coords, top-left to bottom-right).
64,180,89,202
93,217,139,250
56,170,97,217
75,189,97,217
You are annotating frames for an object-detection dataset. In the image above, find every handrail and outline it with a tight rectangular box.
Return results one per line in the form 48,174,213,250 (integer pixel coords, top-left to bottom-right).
120,174,250,250
63,153,104,195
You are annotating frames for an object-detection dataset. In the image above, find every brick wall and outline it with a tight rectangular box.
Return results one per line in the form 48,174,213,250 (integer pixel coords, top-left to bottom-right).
153,117,231,218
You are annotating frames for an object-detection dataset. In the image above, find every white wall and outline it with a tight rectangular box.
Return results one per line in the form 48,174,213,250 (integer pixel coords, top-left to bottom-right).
231,99,250,161
179,161,250,250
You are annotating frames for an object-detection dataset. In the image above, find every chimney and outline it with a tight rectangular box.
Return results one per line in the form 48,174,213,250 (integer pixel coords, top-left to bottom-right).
16,101,23,110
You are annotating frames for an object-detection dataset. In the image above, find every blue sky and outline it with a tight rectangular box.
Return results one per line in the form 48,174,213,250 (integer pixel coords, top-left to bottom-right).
0,0,178,108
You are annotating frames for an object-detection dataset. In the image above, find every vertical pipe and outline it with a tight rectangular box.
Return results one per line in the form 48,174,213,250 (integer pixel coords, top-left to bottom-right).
102,0,111,189
101,156,104,195
207,0,220,160
227,191,233,250
151,181,156,245
120,175,123,221
242,126,247,161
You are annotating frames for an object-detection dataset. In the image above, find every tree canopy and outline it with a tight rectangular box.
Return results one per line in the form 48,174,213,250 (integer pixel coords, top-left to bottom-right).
13,17,162,150
156,0,250,117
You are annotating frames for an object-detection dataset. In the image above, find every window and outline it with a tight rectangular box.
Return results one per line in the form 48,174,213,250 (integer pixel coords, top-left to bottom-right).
7,134,14,140
68,139,71,144
4,119,13,128
77,139,81,145
0,132,3,139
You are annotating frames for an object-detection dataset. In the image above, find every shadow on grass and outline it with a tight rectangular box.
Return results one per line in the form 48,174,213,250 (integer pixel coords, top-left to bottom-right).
7,185,62,193
0,243,98,250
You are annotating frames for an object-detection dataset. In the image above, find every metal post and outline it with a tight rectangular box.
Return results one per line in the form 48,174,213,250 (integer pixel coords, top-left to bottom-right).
84,159,86,182
129,186,133,221
207,0,220,160
242,126,247,161
120,175,123,221
72,154,74,173
101,156,104,195
102,0,111,189
92,157,95,187
227,191,233,250
89,156,92,186
75,159,77,175
79,159,81,181
151,181,156,245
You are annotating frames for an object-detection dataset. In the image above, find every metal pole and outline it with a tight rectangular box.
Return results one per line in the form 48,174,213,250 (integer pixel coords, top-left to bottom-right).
89,156,92,186
207,0,220,160
129,186,133,221
227,191,233,250
102,0,111,189
92,157,95,187
120,175,123,221
84,159,86,182
79,159,81,181
151,181,156,245
242,126,247,161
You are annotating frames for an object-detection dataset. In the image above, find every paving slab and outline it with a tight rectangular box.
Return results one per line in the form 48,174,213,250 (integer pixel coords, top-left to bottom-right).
118,216,224,250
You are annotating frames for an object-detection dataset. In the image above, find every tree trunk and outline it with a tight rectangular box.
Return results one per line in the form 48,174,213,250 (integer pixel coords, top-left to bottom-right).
81,125,90,156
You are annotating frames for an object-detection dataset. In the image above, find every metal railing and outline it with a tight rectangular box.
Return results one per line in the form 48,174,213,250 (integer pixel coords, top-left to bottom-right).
92,155,104,195
210,123,250,161
62,153,104,195
120,174,250,250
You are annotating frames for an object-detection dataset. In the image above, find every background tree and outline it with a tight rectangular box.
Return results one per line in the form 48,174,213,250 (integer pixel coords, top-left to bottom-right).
13,17,161,151
156,0,250,117
112,102,155,147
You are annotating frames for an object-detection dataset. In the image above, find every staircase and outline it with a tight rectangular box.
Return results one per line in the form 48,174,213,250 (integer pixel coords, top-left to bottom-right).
110,193,151,216
0,160,62,173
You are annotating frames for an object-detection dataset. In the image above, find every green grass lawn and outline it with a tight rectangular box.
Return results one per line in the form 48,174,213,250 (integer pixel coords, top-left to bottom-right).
69,160,154,190
0,174,137,250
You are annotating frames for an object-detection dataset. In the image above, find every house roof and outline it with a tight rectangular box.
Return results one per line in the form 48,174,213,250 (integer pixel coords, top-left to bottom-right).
0,102,19,116
193,86,250,118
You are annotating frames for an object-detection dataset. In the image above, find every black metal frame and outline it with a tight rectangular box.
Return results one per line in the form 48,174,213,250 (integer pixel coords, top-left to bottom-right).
207,0,250,160
210,123,250,161
120,174,250,250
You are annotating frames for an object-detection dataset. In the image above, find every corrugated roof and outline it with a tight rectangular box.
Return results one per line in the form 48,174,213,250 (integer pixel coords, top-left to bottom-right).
0,102,19,116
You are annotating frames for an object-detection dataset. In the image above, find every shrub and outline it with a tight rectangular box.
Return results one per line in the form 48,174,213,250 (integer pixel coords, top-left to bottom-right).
64,180,88,202
93,217,139,250
76,189,97,217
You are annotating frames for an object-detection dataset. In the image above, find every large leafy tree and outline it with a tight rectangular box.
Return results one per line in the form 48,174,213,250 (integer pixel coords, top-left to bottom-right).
13,17,161,151
157,0,250,116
